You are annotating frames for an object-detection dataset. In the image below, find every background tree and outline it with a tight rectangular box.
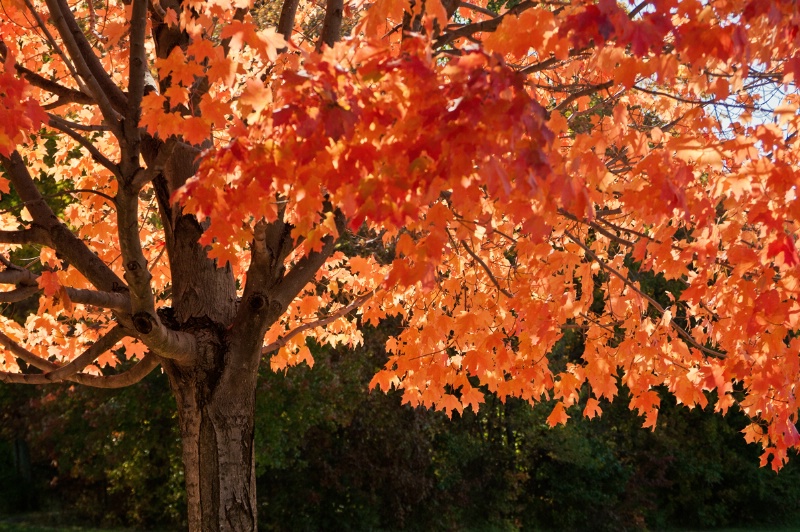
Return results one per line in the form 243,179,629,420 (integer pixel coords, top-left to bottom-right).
1,0,799,529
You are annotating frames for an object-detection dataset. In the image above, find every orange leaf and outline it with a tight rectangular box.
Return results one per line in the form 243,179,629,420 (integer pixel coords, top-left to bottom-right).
583,397,602,419
546,401,570,427
37,270,61,297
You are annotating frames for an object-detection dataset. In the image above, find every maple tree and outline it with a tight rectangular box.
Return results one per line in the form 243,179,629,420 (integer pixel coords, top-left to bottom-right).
1,0,800,527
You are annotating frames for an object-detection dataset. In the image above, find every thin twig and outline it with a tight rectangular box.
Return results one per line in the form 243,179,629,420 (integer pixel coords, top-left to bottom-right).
459,239,514,298
262,290,375,354
47,115,121,178
564,229,726,359
457,1,498,17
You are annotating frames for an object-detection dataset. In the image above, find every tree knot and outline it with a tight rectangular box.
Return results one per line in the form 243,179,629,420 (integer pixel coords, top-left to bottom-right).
247,293,267,311
132,312,155,334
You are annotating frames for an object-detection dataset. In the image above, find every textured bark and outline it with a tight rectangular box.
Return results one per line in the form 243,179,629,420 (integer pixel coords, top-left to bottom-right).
318,0,344,49
163,328,260,531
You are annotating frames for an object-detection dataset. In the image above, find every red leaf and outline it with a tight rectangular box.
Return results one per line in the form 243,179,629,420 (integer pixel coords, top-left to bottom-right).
767,234,799,267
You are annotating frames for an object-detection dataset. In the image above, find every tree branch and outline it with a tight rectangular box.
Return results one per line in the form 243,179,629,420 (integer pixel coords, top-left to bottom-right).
43,0,125,128
434,0,539,48
277,0,302,42
0,325,162,388
318,0,344,49
77,353,160,388
0,227,52,246
563,230,726,359
115,186,196,362
0,55,93,109
121,0,149,180
0,286,39,303
557,208,635,248
65,288,132,312
457,1,498,18
130,139,176,191
44,325,127,381
518,46,591,75
552,80,614,114
459,239,513,298
0,330,57,372
273,212,345,312
46,114,110,132
0,272,131,310
0,268,38,286
0,353,160,388
46,115,121,178
230,214,295,364
0,151,126,293
20,0,87,93
262,290,375,354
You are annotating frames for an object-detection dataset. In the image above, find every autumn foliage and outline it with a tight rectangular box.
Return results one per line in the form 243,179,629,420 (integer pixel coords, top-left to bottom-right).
1,0,800,500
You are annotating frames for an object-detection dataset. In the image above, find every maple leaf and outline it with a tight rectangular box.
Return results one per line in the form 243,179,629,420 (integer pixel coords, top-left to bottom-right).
438,393,464,419
767,234,800,267
583,397,602,419
546,401,570,427
460,386,485,413
560,4,616,48
37,270,61,297
121,338,149,361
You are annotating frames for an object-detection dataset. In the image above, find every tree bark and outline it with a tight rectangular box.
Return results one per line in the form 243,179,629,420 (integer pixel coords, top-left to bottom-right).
162,330,261,531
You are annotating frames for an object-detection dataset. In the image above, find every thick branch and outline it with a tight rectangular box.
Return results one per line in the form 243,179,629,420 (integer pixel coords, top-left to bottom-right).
277,0,301,42
65,288,132,312
0,261,129,310
318,0,344,49
273,211,346,312
116,188,196,361
0,268,38,286
0,354,160,388
275,242,335,307
0,227,52,246
230,215,294,362
0,286,39,303
44,0,125,127
1,152,125,293
131,139,176,191
121,0,149,180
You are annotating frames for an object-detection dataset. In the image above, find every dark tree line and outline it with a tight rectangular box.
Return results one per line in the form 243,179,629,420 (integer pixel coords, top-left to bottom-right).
2,321,800,531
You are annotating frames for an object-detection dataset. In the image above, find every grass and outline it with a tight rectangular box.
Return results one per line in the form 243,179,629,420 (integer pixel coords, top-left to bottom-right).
0,523,118,532
0,513,170,532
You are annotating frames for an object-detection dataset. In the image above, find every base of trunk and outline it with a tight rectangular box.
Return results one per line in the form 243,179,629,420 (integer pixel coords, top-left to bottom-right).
163,342,259,532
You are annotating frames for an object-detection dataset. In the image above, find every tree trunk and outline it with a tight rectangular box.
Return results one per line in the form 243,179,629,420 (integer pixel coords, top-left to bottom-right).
162,334,261,531
155,205,264,530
